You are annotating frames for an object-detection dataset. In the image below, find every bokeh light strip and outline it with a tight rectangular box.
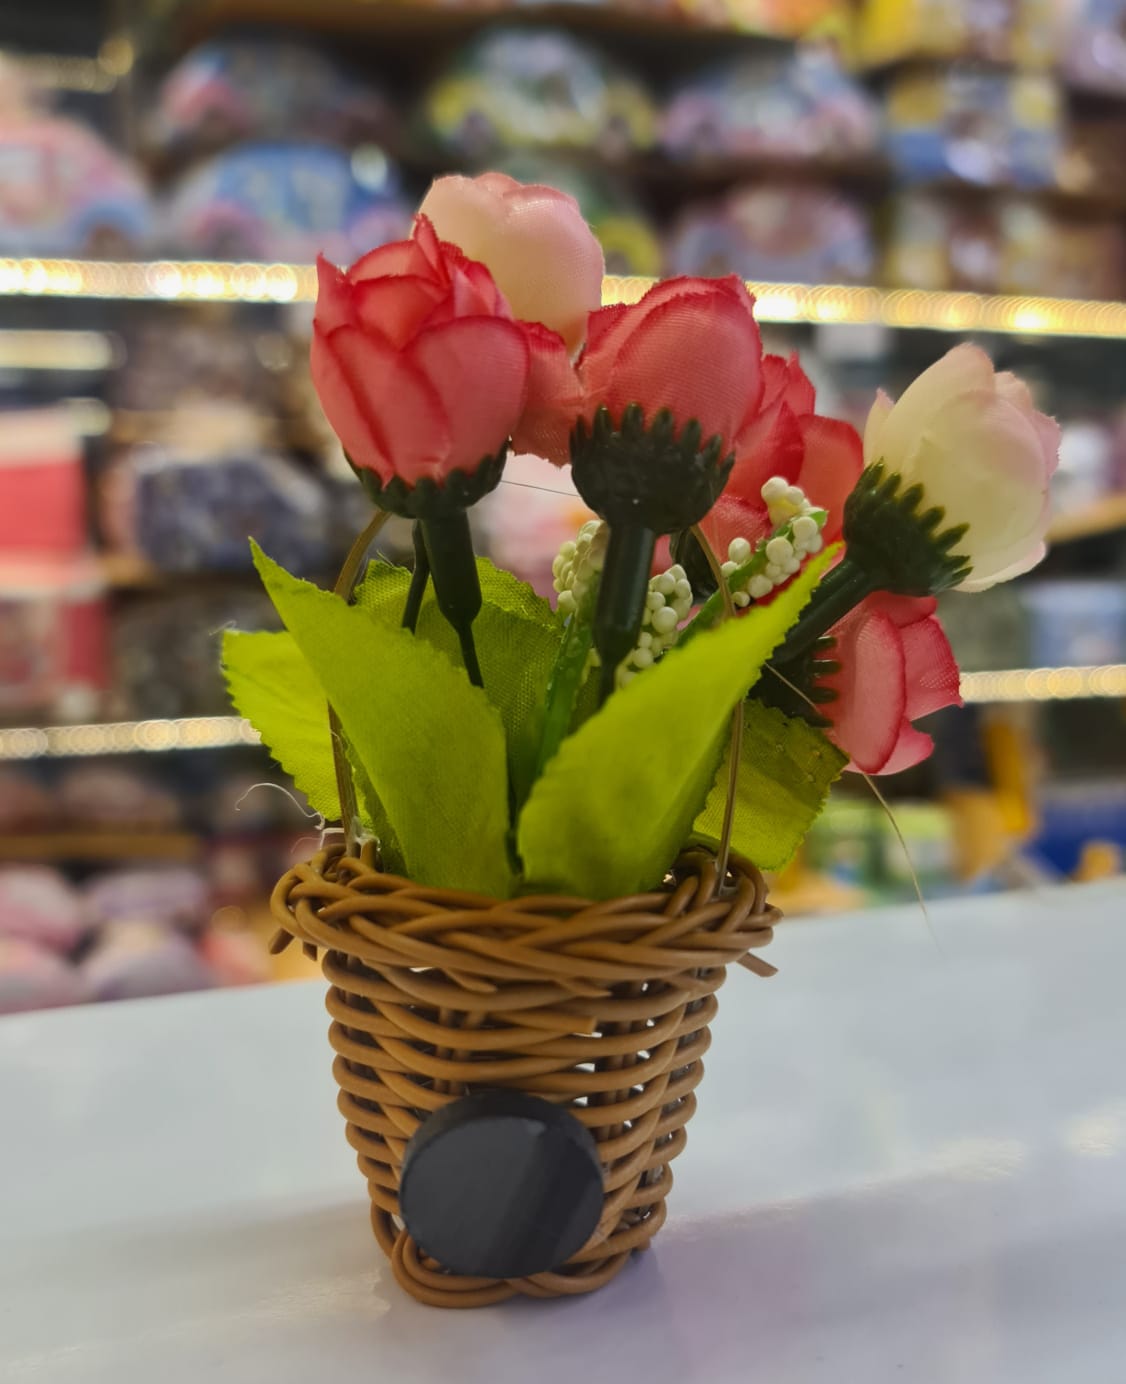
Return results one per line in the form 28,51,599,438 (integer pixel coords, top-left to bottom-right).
960,665,1126,703
0,717,261,761
0,673,1122,761
3,262,1126,337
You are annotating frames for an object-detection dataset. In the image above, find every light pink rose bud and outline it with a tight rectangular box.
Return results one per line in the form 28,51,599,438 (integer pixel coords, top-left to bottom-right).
418,172,605,355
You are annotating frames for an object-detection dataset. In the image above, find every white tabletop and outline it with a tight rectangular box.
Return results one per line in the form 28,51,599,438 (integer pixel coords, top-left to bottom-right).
4,880,1126,1384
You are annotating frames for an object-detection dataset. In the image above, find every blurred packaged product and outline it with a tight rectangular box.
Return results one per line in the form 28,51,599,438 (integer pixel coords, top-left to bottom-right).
857,0,1056,67
0,56,152,256
0,867,89,953
1033,779,1126,874
151,36,396,156
1051,418,1117,517
0,556,107,723
111,321,286,419
0,767,53,834
885,190,1000,291
420,28,656,160
56,763,183,831
198,926,271,987
938,585,1031,672
665,182,874,282
1061,0,1126,95
1055,119,1126,205
885,67,1061,188
804,798,959,903
996,202,1124,300
0,936,87,1014
80,920,215,1002
0,408,86,557
886,193,1125,299
100,404,333,576
110,588,278,720
160,140,410,263
661,45,881,164
494,154,662,275
1021,580,1126,667
83,866,210,932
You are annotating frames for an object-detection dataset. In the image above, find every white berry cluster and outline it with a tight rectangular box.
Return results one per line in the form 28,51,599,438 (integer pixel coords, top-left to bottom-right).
552,519,607,616
719,478,827,604
617,562,695,686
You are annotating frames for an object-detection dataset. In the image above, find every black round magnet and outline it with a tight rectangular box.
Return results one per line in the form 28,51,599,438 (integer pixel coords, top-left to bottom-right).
399,1090,604,1280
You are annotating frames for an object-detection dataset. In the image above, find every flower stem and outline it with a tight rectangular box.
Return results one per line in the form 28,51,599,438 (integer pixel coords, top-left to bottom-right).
331,508,391,852
535,573,600,780
420,510,484,688
593,523,656,705
401,521,431,632
772,556,875,664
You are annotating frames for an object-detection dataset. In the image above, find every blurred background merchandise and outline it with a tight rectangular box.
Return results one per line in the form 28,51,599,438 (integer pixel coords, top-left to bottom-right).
0,0,1125,1013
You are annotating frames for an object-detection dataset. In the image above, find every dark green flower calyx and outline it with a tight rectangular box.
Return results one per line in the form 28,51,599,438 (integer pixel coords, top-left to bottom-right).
843,460,972,597
570,404,735,704
570,404,734,535
353,443,508,520
757,636,840,726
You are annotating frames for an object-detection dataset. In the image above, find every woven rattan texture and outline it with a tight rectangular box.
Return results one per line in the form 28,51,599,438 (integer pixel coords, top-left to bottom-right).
271,846,779,1308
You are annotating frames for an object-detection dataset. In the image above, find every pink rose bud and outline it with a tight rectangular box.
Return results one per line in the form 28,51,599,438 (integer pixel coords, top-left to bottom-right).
310,216,530,487
418,172,605,355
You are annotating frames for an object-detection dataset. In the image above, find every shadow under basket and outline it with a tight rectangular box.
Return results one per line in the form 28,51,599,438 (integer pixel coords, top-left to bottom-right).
270,845,780,1308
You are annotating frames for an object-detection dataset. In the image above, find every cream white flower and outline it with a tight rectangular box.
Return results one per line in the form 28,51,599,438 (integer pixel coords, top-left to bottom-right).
862,344,1060,591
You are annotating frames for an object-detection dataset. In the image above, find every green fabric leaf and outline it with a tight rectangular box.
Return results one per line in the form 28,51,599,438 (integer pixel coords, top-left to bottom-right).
516,552,833,898
222,627,404,868
693,702,847,872
355,558,562,805
253,544,515,897
222,629,340,821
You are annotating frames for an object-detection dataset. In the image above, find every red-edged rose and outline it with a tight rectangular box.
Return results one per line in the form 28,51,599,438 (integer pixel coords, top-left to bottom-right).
699,353,863,558
311,216,530,486
517,276,765,466
822,593,962,775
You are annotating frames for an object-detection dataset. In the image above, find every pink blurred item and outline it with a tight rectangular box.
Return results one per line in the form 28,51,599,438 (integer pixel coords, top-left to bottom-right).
57,764,182,831
0,866,88,953
0,556,107,721
199,928,271,986
81,921,215,1002
0,409,85,556
0,767,53,833
474,454,594,597
0,937,86,1014
83,868,210,932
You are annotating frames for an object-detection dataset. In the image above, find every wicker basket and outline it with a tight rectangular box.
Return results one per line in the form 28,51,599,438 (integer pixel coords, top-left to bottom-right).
270,844,779,1308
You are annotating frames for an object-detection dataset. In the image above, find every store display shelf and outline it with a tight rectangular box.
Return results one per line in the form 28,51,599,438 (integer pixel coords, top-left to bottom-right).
9,259,1126,340
1047,493,1126,544
2,667,1122,763
0,831,201,862
171,0,830,47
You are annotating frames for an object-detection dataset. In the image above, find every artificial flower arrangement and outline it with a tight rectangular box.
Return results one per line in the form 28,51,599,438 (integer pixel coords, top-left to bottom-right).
225,172,1058,1308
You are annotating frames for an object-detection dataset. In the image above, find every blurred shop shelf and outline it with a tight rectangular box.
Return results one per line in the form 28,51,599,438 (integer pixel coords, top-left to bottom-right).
1048,493,1126,544
0,831,203,863
2,667,1125,762
9,261,1126,339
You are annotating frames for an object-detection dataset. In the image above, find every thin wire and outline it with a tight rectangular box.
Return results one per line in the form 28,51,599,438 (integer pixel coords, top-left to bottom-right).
763,660,940,954
496,477,582,498
690,525,741,894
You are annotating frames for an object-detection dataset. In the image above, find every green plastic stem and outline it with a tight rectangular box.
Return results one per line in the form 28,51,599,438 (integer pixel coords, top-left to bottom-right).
401,522,431,633
593,524,656,705
420,511,484,688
